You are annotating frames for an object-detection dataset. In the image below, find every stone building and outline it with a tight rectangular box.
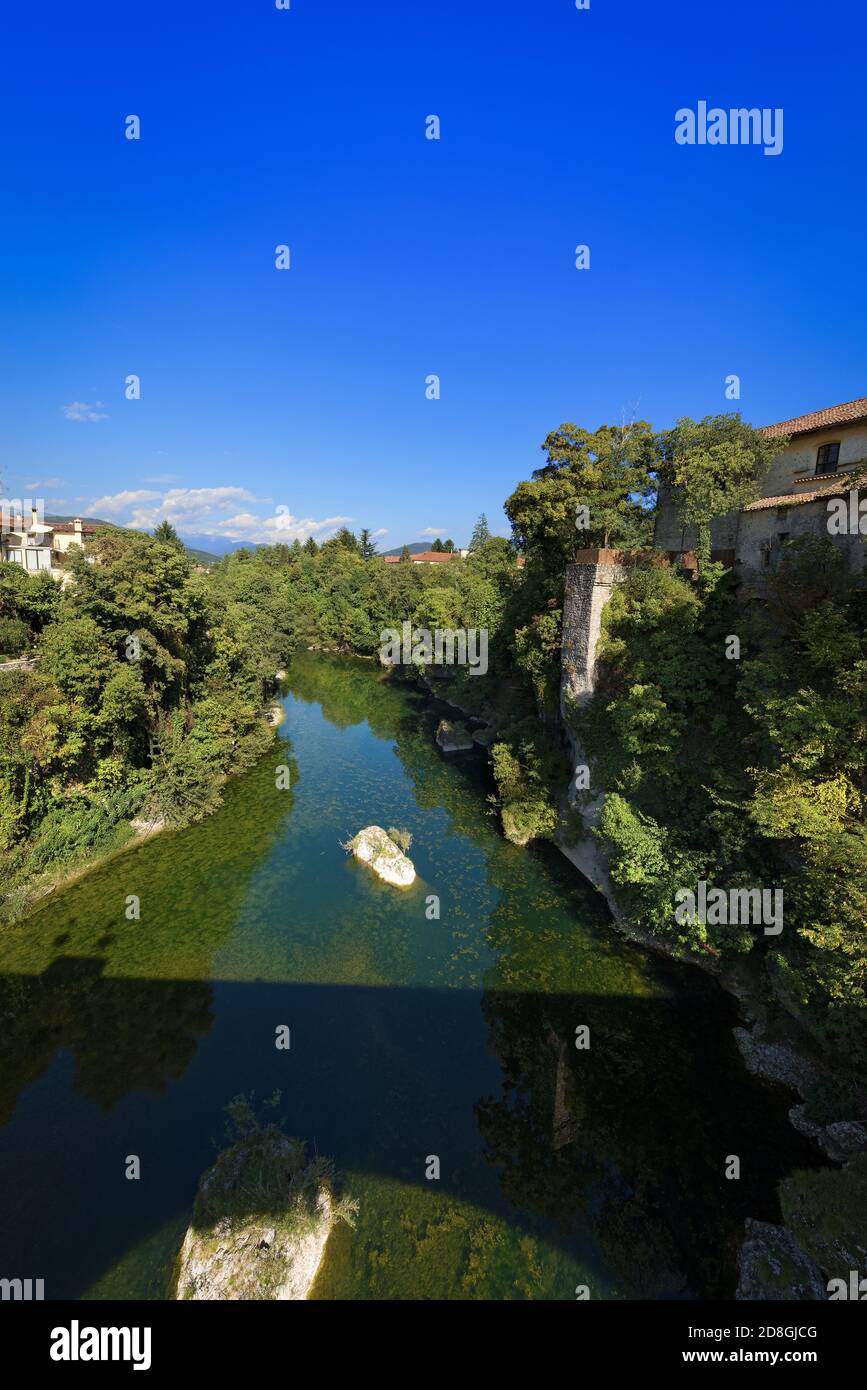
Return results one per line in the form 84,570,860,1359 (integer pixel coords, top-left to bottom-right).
653,395,867,585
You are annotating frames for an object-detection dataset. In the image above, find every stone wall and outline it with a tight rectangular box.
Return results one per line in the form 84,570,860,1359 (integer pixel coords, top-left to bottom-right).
560,552,627,719
736,496,866,584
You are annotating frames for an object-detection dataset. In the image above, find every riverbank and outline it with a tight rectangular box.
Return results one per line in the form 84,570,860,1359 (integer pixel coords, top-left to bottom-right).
416,663,867,1296
1,696,284,926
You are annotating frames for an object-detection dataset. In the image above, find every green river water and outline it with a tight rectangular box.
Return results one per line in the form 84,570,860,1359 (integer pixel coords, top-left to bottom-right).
0,653,818,1300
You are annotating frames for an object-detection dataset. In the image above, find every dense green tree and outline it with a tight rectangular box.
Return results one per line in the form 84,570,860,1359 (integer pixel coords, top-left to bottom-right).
506,421,658,567
469,513,491,551
358,528,378,561
153,518,184,550
658,414,782,569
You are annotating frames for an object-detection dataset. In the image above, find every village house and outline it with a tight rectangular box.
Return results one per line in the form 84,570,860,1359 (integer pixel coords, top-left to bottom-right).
0,510,99,578
654,395,867,583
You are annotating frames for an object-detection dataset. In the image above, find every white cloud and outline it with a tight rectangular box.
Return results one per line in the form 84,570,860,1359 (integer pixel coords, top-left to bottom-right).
143,472,177,484
90,484,351,544
63,401,108,423
418,526,448,537
90,489,162,515
371,528,389,538
25,477,66,490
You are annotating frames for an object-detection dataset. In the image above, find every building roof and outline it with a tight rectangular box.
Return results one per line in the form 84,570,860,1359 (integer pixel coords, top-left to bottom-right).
51,521,99,534
743,469,867,511
761,396,867,440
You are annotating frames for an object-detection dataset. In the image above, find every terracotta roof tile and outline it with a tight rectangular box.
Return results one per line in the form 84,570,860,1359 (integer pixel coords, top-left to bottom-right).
761,396,867,439
743,470,867,511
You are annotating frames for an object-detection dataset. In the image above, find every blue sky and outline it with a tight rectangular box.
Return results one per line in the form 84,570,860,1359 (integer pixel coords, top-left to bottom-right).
1,0,865,551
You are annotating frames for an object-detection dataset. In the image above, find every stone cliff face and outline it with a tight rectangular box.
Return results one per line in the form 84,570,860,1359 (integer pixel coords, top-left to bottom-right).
560,554,627,719
558,555,627,918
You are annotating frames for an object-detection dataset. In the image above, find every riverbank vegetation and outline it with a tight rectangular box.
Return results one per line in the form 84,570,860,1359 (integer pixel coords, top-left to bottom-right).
0,528,280,917
2,415,864,1099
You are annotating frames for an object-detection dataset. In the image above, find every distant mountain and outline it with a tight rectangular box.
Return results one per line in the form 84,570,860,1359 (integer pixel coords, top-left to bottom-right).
45,513,114,528
178,534,269,559
381,542,436,557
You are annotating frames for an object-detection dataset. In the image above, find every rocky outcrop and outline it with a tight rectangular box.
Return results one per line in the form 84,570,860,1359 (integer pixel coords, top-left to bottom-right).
174,1131,342,1301
435,719,474,753
130,813,167,838
789,1106,867,1163
736,1219,827,1301
347,825,416,887
733,1026,822,1093
176,1184,333,1301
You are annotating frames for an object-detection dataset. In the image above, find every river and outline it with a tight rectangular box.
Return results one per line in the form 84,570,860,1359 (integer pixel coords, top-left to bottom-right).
0,653,818,1299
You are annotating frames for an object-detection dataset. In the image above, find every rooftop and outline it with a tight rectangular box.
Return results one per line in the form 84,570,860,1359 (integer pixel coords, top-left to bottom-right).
743,468,867,511
761,395,867,440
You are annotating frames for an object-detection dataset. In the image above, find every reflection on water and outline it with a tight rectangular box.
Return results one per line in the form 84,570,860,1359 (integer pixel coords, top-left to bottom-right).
0,654,819,1299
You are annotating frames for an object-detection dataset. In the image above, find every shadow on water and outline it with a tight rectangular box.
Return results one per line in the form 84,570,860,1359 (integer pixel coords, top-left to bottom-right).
0,653,824,1300
0,961,820,1300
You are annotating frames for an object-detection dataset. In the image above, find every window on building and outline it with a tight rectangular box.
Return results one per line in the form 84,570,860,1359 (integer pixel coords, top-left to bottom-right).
816,442,840,475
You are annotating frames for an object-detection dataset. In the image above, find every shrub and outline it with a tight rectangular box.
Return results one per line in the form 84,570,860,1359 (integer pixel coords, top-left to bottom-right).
0,616,29,657
386,827,412,853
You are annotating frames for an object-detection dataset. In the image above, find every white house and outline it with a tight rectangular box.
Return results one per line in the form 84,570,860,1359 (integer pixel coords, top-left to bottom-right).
1,510,97,577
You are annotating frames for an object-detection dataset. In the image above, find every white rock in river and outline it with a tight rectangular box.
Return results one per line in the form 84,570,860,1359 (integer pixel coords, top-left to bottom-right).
174,1132,336,1301
348,825,416,887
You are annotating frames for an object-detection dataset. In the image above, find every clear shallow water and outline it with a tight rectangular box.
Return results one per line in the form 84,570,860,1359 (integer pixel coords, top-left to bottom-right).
0,654,818,1300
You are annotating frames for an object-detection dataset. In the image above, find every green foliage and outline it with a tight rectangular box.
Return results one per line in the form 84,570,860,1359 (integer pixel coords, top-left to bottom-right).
358,528,378,561
469,513,491,550
386,827,413,853
490,719,566,845
0,615,29,656
25,787,143,872
146,731,226,827
0,562,60,630
596,794,720,952
505,420,658,565
152,519,184,550
659,413,781,568
0,529,289,910
194,1092,358,1235
579,536,867,1062
779,1157,867,1282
